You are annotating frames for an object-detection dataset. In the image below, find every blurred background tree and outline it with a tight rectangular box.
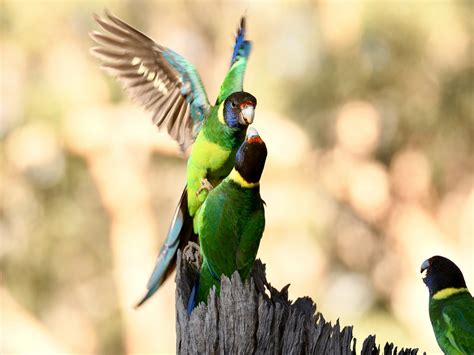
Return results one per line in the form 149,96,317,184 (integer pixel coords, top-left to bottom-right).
1,1,472,354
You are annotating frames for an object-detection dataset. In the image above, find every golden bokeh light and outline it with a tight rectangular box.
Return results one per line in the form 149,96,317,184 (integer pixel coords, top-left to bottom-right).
336,101,381,157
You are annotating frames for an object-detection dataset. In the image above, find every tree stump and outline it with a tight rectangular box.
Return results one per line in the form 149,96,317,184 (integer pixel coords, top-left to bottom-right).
175,246,422,355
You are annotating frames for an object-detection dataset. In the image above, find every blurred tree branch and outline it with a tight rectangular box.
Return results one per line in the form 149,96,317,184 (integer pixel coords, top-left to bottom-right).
64,105,182,353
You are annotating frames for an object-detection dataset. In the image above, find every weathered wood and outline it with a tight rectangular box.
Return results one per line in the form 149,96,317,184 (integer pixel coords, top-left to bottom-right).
176,245,422,355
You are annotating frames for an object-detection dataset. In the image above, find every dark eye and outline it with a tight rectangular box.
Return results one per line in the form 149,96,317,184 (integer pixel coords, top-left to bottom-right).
231,101,236,108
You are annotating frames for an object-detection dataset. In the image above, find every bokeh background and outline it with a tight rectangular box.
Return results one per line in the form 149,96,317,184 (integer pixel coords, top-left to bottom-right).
1,0,473,354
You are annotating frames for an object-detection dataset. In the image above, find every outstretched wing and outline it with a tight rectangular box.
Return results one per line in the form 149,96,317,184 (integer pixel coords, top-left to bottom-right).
90,10,211,151
216,16,252,104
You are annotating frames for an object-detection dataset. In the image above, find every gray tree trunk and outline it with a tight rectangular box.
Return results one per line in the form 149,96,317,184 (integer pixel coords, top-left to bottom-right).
176,245,422,355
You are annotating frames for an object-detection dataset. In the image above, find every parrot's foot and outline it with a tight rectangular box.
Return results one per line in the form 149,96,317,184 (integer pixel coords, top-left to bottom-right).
196,178,214,196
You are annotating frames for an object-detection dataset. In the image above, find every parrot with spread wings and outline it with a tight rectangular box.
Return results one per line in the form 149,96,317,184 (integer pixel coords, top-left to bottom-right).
90,10,256,306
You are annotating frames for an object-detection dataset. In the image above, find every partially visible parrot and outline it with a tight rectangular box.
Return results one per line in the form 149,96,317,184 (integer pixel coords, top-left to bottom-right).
194,127,267,306
90,11,256,306
421,255,474,354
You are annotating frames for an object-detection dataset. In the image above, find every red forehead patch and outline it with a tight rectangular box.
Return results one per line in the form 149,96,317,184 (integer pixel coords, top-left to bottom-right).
240,100,255,108
247,136,263,144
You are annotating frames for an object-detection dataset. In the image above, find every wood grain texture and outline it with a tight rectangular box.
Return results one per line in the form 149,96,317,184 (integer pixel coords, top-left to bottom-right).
176,245,422,355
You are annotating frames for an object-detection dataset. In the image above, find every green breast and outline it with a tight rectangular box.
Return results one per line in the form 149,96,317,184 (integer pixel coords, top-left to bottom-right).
186,111,246,217
198,180,264,275
196,180,265,304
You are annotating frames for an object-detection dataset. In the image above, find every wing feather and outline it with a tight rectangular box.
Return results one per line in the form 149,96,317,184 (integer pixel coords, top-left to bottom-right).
91,10,210,151
441,297,474,354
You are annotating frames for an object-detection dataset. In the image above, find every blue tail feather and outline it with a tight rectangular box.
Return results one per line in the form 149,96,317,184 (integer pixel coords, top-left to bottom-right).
136,187,197,307
231,16,250,66
187,276,200,314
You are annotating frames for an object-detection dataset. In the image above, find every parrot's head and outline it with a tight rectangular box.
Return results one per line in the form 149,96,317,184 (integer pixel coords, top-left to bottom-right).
223,91,257,129
421,255,467,297
235,127,267,184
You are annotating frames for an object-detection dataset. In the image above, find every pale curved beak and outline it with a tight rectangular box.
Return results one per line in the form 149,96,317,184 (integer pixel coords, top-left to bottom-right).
246,127,259,138
420,259,430,273
239,104,255,125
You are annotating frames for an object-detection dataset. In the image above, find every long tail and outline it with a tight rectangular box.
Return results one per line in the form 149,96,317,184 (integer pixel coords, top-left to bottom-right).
136,187,197,307
230,16,251,67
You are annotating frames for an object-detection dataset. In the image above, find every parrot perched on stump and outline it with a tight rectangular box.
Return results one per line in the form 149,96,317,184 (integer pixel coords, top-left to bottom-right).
421,255,474,354
193,127,267,306
90,11,256,306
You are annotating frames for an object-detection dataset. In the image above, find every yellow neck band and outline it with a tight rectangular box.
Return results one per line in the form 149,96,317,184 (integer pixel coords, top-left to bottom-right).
433,287,469,300
229,169,259,188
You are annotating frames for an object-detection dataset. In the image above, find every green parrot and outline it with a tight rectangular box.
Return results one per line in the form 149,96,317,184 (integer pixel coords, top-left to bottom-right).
194,127,267,306
90,11,256,306
421,255,474,354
